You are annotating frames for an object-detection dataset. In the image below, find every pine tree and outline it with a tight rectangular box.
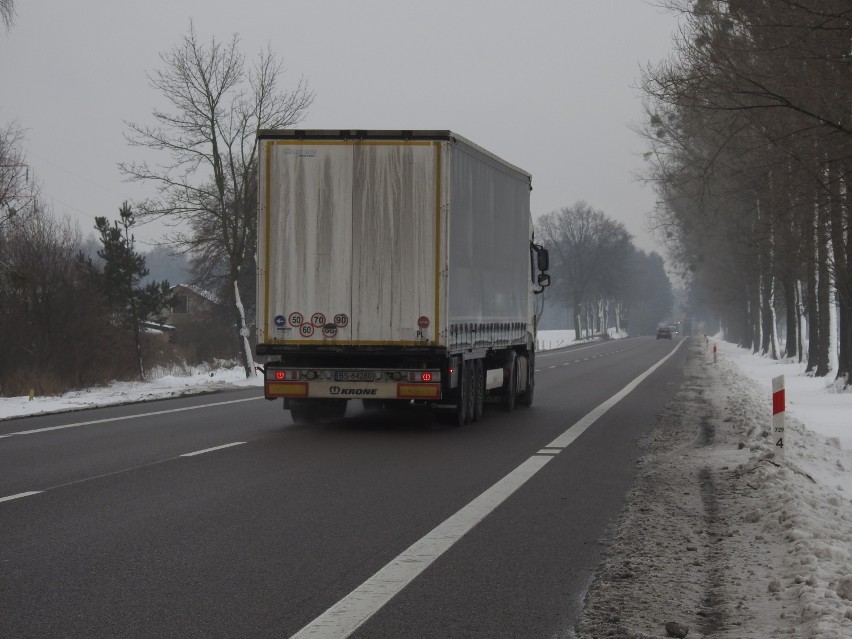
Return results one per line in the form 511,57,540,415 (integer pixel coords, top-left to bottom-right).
95,202,173,380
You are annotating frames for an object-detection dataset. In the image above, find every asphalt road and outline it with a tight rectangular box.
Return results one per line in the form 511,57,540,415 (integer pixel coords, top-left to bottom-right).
0,336,688,638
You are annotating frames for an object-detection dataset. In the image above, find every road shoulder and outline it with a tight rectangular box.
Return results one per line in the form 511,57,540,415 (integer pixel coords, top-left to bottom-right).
573,339,799,638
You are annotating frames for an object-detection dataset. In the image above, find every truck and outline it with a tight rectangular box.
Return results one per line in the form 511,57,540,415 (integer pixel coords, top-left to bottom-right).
256,129,550,426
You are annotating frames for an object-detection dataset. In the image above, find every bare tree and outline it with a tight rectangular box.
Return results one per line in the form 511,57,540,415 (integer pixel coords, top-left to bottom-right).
640,0,852,382
0,202,122,395
121,22,314,377
0,120,32,226
1,0,15,31
537,202,633,341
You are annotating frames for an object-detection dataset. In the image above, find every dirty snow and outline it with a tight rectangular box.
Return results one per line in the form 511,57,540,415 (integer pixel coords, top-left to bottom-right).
575,337,852,639
1,333,850,638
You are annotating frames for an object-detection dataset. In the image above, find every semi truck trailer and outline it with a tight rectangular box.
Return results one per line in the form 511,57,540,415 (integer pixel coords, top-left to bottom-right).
256,129,550,425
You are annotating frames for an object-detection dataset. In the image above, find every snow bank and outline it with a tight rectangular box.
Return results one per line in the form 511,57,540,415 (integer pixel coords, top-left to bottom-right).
0,363,263,420
577,338,852,638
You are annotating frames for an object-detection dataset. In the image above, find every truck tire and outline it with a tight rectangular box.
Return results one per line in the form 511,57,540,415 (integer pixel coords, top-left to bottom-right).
518,351,535,407
473,359,484,422
290,399,346,423
319,399,347,421
503,350,517,412
290,401,318,424
439,361,470,427
463,361,476,424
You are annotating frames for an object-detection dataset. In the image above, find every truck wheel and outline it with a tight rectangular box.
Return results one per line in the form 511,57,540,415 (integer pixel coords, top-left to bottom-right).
440,361,470,427
473,359,484,421
463,361,476,424
320,399,347,421
290,401,318,424
518,351,535,407
503,350,517,412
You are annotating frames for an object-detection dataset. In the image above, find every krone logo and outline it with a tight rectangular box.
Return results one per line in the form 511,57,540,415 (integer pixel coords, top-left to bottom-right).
328,386,377,396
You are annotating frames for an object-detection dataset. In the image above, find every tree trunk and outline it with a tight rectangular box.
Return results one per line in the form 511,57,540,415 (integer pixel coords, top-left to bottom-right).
804,202,819,374
133,325,145,381
740,288,752,349
816,191,831,377
231,272,254,378
750,274,762,354
782,275,796,359
796,281,804,364
573,294,582,342
760,260,777,358
828,161,849,380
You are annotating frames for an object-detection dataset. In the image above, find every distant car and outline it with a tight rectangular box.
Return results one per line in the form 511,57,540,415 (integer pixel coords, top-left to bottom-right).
668,324,679,335
656,326,672,340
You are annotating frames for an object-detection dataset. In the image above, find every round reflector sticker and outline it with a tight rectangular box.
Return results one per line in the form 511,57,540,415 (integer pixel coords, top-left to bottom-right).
418,316,430,329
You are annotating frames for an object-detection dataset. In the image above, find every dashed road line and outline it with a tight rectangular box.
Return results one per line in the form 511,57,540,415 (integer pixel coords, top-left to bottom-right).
3,396,263,438
0,491,43,503
535,339,660,373
180,442,246,457
2,440,251,505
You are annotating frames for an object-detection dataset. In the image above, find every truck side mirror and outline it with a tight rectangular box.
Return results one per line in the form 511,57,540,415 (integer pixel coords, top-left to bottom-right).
537,249,549,272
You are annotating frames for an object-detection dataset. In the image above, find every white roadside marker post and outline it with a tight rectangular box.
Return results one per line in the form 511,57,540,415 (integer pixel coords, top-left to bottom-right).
772,375,785,461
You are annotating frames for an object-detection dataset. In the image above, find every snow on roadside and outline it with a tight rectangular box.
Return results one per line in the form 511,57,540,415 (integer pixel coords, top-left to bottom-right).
0,362,263,420
576,338,852,639
710,338,852,638
711,337,852,452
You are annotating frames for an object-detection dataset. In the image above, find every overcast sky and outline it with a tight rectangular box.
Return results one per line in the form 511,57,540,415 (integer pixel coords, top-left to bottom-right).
1,1,677,251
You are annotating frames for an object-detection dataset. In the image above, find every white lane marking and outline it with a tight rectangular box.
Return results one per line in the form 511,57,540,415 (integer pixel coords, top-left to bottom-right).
2,442,247,504
289,455,553,639
547,339,686,449
180,442,246,457
288,338,688,639
0,491,43,503
533,338,652,374
5,396,263,437
536,340,640,359
1,441,250,506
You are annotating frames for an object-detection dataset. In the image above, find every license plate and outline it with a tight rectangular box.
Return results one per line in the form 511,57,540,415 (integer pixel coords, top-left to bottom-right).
334,371,375,382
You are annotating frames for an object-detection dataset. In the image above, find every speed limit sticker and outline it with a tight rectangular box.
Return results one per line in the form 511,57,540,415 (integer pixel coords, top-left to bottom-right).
299,323,315,338
311,312,326,327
